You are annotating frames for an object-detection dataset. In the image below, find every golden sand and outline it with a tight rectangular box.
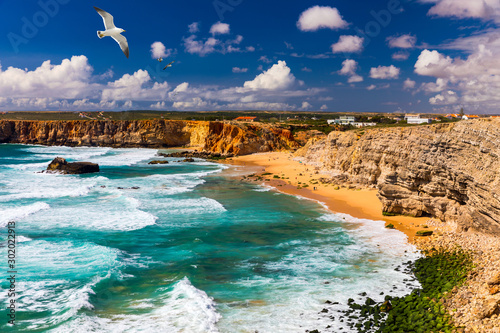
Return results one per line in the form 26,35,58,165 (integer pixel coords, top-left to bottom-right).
223,151,432,242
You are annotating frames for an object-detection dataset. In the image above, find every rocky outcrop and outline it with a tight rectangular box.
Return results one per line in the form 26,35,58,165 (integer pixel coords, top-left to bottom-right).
0,119,298,156
47,157,99,174
298,119,500,234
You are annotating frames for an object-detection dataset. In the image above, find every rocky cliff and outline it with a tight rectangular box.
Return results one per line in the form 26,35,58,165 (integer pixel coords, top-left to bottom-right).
297,119,500,234
0,119,298,155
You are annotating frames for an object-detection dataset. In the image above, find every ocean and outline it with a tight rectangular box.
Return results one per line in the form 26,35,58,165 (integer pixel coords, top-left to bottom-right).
0,144,420,332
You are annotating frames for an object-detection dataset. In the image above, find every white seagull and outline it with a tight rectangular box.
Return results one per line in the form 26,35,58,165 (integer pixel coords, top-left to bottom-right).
94,6,129,58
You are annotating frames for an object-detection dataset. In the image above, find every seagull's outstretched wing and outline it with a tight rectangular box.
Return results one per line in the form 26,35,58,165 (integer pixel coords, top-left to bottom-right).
94,6,115,29
112,34,129,58
163,61,175,70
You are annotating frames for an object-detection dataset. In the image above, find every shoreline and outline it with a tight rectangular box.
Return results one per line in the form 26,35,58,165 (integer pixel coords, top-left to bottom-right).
222,151,432,243
221,151,500,332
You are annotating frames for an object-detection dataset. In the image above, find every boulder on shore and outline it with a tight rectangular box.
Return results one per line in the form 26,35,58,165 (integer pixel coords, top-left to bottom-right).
47,157,99,174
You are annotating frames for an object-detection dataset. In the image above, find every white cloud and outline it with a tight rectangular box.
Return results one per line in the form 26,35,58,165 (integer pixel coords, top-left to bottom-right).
173,82,189,93
370,65,400,79
0,55,94,99
259,56,273,63
101,70,169,101
183,24,251,56
150,101,167,109
301,101,313,110
403,78,416,90
232,67,248,73
414,46,500,109
348,75,364,83
420,78,448,92
331,35,364,53
244,61,296,90
387,34,417,48
392,51,410,61
338,59,364,83
150,42,173,59
210,22,230,35
367,84,377,90
301,67,312,72
339,59,358,76
320,104,328,110
297,6,348,31
285,42,294,50
420,0,500,22
429,90,459,105
188,22,200,33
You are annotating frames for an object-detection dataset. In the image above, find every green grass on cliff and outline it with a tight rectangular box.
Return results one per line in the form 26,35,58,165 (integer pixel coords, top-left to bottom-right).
336,248,473,333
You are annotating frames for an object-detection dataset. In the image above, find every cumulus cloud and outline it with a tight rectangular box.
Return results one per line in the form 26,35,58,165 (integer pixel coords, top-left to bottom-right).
183,23,252,56
320,104,328,110
414,46,500,109
301,101,313,110
403,78,416,90
367,84,377,90
420,0,500,22
188,22,200,33
370,65,400,79
101,70,169,101
0,55,94,99
232,67,248,73
150,42,174,59
210,22,230,35
429,90,459,105
387,34,417,48
338,59,364,83
297,6,348,31
331,35,364,53
243,61,296,90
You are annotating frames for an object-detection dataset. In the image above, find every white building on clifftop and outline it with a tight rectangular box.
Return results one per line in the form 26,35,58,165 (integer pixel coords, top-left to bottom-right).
405,114,431,124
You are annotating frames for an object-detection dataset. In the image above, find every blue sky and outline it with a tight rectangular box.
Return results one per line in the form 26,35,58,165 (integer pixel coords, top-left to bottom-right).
1,0,499,113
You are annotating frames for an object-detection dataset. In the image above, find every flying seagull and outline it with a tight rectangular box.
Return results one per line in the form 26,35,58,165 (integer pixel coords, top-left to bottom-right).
163,61,175,70
157,57,163,62
94,6,129,58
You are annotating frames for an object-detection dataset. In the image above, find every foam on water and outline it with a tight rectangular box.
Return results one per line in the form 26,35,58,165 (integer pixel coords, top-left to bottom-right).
23,194,157,231
216,213,421,333
0,202,50,227
143,197,226,216
0,173,106,201
86,148,158,166
49,277,221,333
0,239,125,331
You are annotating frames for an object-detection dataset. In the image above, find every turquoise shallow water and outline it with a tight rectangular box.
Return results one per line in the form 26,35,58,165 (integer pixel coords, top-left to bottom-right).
0,144,420,332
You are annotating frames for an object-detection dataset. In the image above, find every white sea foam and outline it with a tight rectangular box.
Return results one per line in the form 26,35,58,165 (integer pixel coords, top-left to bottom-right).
87,148,158,166
0,239,124,331
217,213,421,333
24,195,157,231
0,202,50,227
17,236,33,242
49,277,221,333
145,197,226,216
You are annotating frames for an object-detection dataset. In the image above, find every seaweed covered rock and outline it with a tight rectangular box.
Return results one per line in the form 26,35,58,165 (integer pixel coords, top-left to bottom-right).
46,157,99,174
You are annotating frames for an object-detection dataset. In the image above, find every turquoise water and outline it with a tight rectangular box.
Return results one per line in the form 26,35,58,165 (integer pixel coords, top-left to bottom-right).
0,144,420,332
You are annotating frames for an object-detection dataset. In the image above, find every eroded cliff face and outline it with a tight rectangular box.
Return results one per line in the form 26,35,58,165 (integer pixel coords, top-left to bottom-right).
297,119,500,234
0,119,298,155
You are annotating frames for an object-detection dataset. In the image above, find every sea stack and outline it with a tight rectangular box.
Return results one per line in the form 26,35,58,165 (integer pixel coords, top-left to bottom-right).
46,157,100,174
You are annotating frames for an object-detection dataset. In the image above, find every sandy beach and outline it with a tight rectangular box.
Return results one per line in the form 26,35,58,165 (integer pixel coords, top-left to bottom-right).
223,151,432,242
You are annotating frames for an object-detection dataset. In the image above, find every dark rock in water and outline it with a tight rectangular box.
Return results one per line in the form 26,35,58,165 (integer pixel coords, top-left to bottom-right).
46,157,99,174
148,160,169,165
158,150,234,160
182,158,195,162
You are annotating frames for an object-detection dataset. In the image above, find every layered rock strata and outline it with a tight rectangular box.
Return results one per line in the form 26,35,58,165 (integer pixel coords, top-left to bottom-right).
297,119,500,234
0,120,298,156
